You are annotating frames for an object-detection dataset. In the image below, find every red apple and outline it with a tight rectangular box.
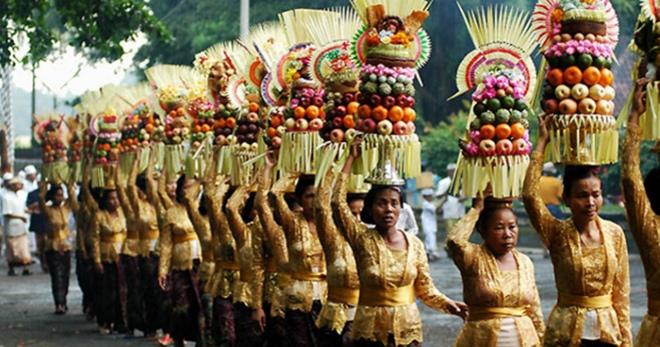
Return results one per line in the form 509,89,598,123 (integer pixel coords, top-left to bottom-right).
309,118,324,130
330,128,345,143
558,99,578,115
336,105,347,117
300,97,310,108
247,112,259,124
296,118,309,130
370,94,382,107
312,96,324,107
396,94,408,108
513,138,528,153
271,136,282,148
544,99,558,114
392,121,407,135
407,121,416,134
495,139,513,155
343,93,355,104
332,117,344,128
578,98,597,114
285,117,296,129
383,96,396,109
362,118,377,133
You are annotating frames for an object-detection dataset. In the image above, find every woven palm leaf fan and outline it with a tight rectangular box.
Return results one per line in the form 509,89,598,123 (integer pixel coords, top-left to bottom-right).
449,4,538,199
238,22,287,89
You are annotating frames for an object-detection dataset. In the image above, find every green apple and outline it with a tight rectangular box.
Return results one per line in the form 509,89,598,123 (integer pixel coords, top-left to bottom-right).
576,54,593,69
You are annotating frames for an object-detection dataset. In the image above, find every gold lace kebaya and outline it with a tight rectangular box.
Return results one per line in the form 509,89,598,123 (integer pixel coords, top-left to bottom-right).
315,171,360,333
92,209,127,264
332,172,453,346
447,208,544,347
158,203,202,277
226,187,257,307
117,178,140,257
76,200,96,254
523,151,631,346
39,184,79,252
250,212,279,311
255,168,289,318
129,165,160,257
271,174,327,313
621,124,660,347
184,188,214,284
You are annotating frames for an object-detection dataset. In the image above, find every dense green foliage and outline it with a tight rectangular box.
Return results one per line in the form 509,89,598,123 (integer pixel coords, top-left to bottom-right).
1,0,171,66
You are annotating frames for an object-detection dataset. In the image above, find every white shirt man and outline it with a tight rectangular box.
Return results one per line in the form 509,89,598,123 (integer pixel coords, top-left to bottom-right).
420,188,441,260
396,202,419,236
2,177,32,275
22,165,38,193
436,164,466,235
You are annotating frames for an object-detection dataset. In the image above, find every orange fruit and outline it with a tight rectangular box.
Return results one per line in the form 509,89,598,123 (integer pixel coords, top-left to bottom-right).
495,123,512,139
347,101,359,115
176,108,185,117
201,124,211,133
267,127,277,138
343,115,356,129
582,66,601,86
599,68,613,86
563,66,583,85
248,102,259,113
546,68,564,87
372,106,388,121
225,117,236,128
306,105,319,119
402,107,416,123
388,106,404,122
358,105,372,119
294,106,306,119
510,123,525,139
270,116,281,128
480,124,496,140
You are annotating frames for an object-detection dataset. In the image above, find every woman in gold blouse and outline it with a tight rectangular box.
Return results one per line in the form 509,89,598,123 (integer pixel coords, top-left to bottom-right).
446,194,544,347
157,174,204,347
38,180,78,314
334,139,467,347
621,78,660,346
76,167,98,320
270,165,327,347
315,169,361,347
92,188,127,335
523,116,631,346
255,161,291,347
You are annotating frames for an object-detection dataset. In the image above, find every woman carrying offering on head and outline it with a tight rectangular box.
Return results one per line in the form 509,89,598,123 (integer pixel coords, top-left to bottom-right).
522,115,631,346
446,189,544,347
333,138,467,347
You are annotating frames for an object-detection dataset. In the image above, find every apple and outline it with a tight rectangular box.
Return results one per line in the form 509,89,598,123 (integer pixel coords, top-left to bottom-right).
377,120,393,135
496,139,513,155
578,98,597,114
247,124,258,133
603,86,616,101
596,99,613,115
356,119,364,131
300,97,310,108
277,126,287,137
285,117,296,130
312,96,324,107
589,85,606,101
362,118,377,133
407,96,416,108
332,117,344,128
571,83,589,100
246,133,256,142
309,118,324,131
296,118,309,130
330,128,345,143
251,143,259,151
206,118,215,126
336,105,347,117
396,94,408,108
558,99,578,115
271,136,282,148
554,85,571,100
223,127,232,136
407,121,416,134
239,124,249,134
370,94,382,107
513,138,528,153
392,121,408,135
345,128,357,142
544,99,559,114
173,128,181,136
247,112,259,124
343,93,355,104
236,134,246,143
215,135,227,145
479,139,496,154
383,96,396,109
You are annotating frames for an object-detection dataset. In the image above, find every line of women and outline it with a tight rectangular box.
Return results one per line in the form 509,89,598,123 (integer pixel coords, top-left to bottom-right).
35,80,660,346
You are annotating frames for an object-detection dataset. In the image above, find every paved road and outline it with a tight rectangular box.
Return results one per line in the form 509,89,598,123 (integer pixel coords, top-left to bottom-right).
0,250,648,347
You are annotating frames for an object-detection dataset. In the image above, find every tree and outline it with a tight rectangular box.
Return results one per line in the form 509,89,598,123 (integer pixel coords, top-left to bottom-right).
0,0,171,66
420,102,469,177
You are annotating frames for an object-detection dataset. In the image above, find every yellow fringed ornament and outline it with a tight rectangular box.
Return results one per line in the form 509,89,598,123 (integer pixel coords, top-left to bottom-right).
360,134,420,184
546,114,618,165
452,154,530,198
278,131,324,176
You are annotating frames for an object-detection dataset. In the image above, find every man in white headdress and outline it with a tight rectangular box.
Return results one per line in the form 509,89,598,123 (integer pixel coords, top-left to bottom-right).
421,188,442,261
22,165,38,193
2,176,32,275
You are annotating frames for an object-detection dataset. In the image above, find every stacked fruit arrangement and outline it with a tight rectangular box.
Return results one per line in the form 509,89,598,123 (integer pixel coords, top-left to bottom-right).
355,64,417,136
213,102,237,146
464,74,532,157
320,91,359,143
631,3,660,140
234,101,261,150
162,103,191,145
541,34,616,117
284,85,326,132
265,106,286,149
189,99,215,149
94,115,122,165
68,131,83,163
39,120,68,164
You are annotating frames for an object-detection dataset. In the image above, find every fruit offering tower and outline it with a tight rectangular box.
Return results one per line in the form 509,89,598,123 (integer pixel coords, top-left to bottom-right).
88,87,123,189
298,8,363,185
65,114,83,183
349,0,431,184
450,5,538,198
145,65,194,180
33,113,70,184
534,0,619,164
631,0,660,139
275,9,331,175
116,83,155,177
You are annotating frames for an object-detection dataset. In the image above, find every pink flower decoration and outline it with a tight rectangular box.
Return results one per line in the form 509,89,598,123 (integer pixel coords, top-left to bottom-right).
469,131,482,144
484,75,497,89
513,88,524,99
496,76,510,89
483,89,497,99
466,143,479,156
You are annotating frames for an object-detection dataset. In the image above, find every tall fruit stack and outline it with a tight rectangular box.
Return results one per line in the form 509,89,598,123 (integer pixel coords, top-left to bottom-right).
533,0,620,165
631,1,660,139
34,113,70,184
449,5,538,198
349,0,431,184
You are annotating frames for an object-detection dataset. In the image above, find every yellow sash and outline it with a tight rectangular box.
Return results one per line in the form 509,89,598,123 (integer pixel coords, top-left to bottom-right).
327,286,360,305
50,230,69,240
141,230,159,240
290,270,326,282
557,292,612,309
468,306,527,322
173,232,197,245
101,233,126,244
358,285,415,307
